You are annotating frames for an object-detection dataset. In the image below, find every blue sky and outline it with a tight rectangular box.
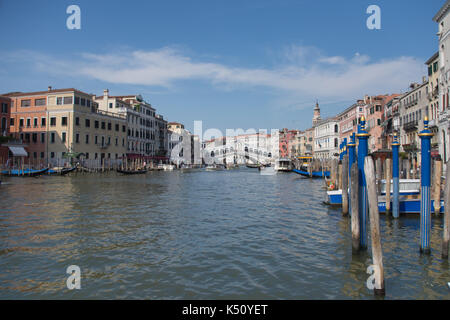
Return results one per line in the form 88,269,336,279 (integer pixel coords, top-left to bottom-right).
0,0,444,133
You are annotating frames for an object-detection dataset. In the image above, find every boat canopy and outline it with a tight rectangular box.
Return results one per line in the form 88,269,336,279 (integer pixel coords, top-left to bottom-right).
8,146,28,157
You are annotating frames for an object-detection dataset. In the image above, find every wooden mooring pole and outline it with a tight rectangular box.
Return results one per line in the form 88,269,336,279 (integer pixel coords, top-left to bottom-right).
443,165,450,259
351,163,360,251
342,155,349,216
433,159,442,215
364,156,385,296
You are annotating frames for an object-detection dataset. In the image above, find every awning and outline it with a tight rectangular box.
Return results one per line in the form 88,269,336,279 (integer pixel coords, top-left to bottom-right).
8,146,28,157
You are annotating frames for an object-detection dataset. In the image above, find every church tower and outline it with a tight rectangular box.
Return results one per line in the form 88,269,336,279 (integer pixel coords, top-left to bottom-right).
312,100,321,126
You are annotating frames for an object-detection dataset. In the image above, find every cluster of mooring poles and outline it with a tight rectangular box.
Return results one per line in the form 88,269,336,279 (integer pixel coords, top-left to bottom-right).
328,116,450,296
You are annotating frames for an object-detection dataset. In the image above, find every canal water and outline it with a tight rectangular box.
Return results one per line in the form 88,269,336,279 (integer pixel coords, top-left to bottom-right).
0,168,449,299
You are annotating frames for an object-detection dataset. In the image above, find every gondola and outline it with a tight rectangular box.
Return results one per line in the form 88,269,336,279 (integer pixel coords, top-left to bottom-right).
48,166,78,175
1,168,49,177
246,163,261,169
292,168,330,178
116,168,147,175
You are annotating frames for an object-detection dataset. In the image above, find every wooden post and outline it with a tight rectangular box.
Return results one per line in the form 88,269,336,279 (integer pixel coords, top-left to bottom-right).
338,163,343,190
351,163,360,251
376,158,382,182
342,155,349,215
443,166,450,259
385,159,392,215
433,159,442,215
406,159,411,179
364,156,385,296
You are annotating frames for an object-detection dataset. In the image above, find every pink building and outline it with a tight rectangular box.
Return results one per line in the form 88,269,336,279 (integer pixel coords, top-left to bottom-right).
336,100,365,143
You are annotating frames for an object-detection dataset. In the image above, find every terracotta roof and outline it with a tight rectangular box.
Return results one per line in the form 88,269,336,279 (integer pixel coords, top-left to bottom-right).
2,88,92,97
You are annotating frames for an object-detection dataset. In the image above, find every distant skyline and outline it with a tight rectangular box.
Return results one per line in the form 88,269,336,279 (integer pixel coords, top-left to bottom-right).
0,0,444,132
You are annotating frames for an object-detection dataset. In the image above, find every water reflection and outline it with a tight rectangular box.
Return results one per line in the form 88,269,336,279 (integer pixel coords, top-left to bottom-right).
0,169,449,299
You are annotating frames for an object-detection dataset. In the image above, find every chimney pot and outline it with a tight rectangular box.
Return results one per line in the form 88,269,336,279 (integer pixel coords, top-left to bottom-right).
48,86,52,91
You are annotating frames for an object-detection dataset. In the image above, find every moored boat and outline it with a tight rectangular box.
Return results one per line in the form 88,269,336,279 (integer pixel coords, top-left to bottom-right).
275,159,292,172
48,166,78,175
292,168,330,178
1,168,49,177
116,168,147,175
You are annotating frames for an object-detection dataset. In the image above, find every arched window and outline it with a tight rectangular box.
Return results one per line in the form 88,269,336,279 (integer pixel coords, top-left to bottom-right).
334,124,338,133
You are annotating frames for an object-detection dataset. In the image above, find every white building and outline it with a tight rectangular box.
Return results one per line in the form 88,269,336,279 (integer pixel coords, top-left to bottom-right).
434,0,450,164
314,118,339,159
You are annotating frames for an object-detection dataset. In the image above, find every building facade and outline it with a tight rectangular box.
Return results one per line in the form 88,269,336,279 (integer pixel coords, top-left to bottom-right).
314,117,339,159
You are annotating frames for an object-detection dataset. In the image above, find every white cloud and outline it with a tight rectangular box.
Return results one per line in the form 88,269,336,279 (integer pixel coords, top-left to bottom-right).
3,46,424,102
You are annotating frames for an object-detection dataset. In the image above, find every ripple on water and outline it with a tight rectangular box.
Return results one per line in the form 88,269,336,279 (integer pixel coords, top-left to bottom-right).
0,171,450,299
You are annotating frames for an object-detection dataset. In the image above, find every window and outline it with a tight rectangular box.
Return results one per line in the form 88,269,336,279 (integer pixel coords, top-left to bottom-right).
35,98,46,106
95,120,99,129
115,123,119,131
75,133,80,143
51,132,55,143
10,118,14,126
41,117,46,126
434,61,438,73
50,117,56,126
85,119,90,127
86,152,89,159
75,117,80,126
62,132,66,143
19,118,24,127
95,136,98,144
109,103,113,109
108,122,111,130
122,125,126,132
41,133,45,143
32,133,37,143
21,100,31,107
63,97,72,104
101,122,106,129
115,137,118,146
51,152,55,158
33,118,38,127
26,118,31,127
57,97,63,105
62,117,67,126
74,96,80,105
429,65,433,76
86,100,91,107
80,98,86,106
40,152,44,159
85,134,89,144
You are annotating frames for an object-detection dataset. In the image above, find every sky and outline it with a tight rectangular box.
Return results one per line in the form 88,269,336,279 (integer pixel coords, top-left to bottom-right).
0,0,445,133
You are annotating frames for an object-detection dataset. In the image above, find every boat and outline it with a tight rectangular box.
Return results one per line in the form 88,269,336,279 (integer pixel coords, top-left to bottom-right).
1,168,49,177
48,166,77,175
205,164,223,171
246,163,261,169
274,159,292,172
116,168,147,175
157,164,174,171
259,165,276,175
292,168,330,178
327,179,421,205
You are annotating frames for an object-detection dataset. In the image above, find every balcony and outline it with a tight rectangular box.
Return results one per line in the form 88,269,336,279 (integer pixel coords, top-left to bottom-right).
403,121,418,132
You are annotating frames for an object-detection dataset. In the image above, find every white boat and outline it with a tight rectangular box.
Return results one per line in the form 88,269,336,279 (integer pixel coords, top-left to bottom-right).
274,159,292,172
259,165,276,175
158,164,175,171
205,164,223,171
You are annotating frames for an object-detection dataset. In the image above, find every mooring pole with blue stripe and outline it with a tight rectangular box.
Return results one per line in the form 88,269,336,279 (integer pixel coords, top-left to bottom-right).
339,141,343,161
419,117,433,254
357,117,370,249
392,132,400,219
347,134,356,216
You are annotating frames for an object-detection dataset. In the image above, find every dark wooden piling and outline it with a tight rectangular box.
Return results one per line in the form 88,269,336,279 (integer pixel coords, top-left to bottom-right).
350,163,360,251
443,166,450,259
433,159,442,215
364,156,385,296
342,155,349,215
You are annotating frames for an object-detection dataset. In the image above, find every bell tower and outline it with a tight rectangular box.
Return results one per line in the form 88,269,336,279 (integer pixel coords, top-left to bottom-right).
312,100,321,126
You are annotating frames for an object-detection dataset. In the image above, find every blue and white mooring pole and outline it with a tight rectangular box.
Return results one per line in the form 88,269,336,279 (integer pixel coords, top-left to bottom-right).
392,132,400,219
347,134,356,216
418,117,433,253
357,117,370,249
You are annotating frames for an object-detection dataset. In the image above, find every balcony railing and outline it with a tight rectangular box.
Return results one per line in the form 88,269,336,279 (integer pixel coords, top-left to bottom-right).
403,121,418,132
